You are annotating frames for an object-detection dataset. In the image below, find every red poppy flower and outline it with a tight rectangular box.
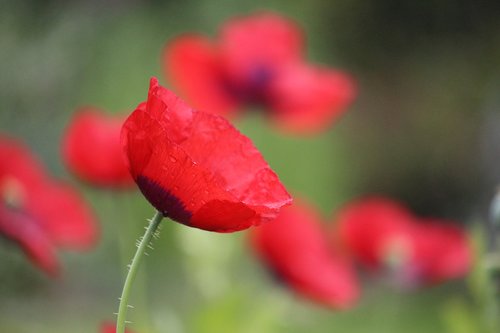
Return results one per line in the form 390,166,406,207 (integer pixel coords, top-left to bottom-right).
0,136,97,276
62,108,134,187
121,77,291,232
100,322,135,333
163,12,356,133
250,200,359,309
334,197,471,284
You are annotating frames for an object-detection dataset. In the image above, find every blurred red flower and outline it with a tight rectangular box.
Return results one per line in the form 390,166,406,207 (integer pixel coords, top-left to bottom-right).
0,136,98,276
250,200,359,309
62,108,134,188
164,12,356,133
334,197,472,284
121,77,292,232
100,322,135,333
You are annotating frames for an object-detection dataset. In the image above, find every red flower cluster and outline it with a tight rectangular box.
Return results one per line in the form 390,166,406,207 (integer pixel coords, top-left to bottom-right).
0,136,97,276
121,78,292,232
250,200,359,309
164,12,356,133
334,197,472,284
62,108,134,188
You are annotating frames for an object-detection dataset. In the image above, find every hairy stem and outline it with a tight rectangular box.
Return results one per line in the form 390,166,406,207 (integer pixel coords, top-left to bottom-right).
116,210,163,333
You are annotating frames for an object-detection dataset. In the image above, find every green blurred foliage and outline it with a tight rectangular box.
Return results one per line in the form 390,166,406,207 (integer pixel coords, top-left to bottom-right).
1,0,499,332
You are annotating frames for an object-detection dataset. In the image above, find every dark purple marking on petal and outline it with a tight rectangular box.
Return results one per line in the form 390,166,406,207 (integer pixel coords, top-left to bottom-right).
263,262,289,288
222,64,275,107
136,175,192,224
249,65,274,88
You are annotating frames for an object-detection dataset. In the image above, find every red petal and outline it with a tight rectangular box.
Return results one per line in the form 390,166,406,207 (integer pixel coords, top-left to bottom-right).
334,197,415,270
0,135,47,191
0,205,59,276
270,64,356,133
410,220,471,283
251,200,359,309
62,108,134,187
122,78,291,232
163,35,239,117
220,12,303,85
27,180,98,249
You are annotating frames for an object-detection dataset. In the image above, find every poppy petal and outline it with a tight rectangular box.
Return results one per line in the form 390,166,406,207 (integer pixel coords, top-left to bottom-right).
270,65,356,133
163,35,239,116
27,181,98,249
334,197,415,270
0,205,59,276
0,136,47,190
62,108,134,187
410,220,471,283
122,78,292,232
251,201,359,308
220,12,303,84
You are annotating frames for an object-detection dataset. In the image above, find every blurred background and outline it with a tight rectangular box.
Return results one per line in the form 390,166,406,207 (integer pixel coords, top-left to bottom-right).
1,0,499,332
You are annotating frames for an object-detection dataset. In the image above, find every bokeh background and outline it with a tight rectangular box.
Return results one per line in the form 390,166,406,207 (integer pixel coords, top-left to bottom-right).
1,0,499,332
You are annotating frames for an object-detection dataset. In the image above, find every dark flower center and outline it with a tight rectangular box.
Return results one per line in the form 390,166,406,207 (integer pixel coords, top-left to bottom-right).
136,175,192,224
224,64,274,107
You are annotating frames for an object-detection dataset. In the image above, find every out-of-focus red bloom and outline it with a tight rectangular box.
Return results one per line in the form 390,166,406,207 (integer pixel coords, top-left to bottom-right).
121,77,291,232
164,12,356,133
334,197,472,284
100,322,135,333
250,200,359,309
62,108,134,187
0,136,97,276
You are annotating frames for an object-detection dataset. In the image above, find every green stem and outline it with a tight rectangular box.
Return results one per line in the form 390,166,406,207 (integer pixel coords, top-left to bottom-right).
116,210,163,333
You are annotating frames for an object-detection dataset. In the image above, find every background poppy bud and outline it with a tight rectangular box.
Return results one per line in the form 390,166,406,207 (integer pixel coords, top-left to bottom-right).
62,108,134,188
